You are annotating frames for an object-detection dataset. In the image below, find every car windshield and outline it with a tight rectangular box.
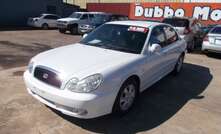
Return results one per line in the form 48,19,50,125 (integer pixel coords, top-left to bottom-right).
80,24,148,54
163,18,189,27
69,13,82,18
210,27,221,34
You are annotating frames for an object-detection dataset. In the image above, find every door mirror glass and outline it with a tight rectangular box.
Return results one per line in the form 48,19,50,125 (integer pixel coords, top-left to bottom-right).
149,44,161,53
82,34,88,39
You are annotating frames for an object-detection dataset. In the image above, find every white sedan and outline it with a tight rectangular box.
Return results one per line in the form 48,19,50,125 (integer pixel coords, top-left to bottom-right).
202,25,221,53
23,21,186,119
27,14,60,29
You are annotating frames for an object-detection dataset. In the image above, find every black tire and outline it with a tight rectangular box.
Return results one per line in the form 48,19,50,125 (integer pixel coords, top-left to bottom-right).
187,39,195,53
42,23,49,30
70,25,78,35
202,50,208,54
112,78,139,116
59,29,66,33
173,54,184,75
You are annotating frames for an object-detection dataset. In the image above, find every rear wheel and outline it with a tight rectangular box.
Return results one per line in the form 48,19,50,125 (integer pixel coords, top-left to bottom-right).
112,78,139,116
187,39,195,53
173,54,184,75
42,23,49,30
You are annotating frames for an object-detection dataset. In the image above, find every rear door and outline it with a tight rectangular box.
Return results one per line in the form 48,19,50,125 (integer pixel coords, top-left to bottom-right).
162,25,182,70
43,15,59,27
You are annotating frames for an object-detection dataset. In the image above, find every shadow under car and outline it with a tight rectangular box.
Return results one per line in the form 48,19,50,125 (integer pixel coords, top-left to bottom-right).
49,62,212,134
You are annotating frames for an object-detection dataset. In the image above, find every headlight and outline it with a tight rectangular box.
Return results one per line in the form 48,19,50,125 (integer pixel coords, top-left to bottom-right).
28,61,34,73
65,74,103,93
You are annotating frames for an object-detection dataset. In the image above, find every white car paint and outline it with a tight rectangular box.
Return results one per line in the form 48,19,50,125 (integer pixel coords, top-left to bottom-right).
24,21,186,119
27,14,60,28
202,26,221,53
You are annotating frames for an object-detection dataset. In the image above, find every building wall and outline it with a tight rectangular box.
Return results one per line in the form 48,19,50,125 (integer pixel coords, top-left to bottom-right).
68,0,221,8
66,0,184,8
0,0,79,27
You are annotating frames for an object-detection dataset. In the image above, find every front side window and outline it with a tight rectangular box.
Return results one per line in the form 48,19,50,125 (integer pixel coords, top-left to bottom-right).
80,24,149,54
69,13,82,18
89,14,94,20
80,14,89,20
149,26,167,47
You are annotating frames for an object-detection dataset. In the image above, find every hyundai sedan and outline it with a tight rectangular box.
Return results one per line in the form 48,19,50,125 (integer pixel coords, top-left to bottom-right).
24,21,186,119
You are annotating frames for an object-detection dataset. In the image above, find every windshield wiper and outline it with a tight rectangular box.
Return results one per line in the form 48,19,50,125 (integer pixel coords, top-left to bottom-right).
105,44,138,54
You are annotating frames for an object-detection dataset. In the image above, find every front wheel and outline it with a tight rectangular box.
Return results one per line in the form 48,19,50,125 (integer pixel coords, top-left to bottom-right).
59,29,66,33
173,54,184,75
70,26,78,35
112,78,138,116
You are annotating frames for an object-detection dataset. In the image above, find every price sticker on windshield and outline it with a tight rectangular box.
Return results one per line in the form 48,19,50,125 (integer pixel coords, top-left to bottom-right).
128,26,148,33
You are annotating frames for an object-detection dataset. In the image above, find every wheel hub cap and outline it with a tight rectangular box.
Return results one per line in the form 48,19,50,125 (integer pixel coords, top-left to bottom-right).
119,84,136,111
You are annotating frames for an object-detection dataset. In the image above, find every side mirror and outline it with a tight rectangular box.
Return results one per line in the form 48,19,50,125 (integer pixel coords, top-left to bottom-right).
149,44,161,53
82,34,88,39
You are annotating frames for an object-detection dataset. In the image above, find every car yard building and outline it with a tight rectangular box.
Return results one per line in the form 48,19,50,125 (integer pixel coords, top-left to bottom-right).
65,0,221,9
79,0,221,25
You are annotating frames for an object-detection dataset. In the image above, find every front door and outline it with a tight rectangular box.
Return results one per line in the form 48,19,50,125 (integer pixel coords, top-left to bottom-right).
141,25,168,91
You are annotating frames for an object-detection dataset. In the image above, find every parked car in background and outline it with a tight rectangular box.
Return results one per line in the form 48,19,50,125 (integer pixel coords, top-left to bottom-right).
202,25,221,54
201,24,218,37
27,14,60,29
162,17,201,52
24,21,186,119
57,12,110,34
78,13,128,34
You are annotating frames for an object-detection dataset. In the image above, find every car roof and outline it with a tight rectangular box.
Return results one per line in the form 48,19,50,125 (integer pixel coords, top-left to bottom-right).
41,13,58,16
107,20,163,28
74,12,107,14
164,16,196,21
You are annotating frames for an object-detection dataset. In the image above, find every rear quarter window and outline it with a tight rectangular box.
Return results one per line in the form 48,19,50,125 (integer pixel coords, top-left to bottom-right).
163,26,179,44
210,27,221,34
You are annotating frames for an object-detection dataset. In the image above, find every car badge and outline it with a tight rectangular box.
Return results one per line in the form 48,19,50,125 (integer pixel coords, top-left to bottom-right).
43,73,49,79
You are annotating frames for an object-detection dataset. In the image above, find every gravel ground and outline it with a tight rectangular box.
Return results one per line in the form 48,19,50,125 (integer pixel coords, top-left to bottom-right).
0,30,221,134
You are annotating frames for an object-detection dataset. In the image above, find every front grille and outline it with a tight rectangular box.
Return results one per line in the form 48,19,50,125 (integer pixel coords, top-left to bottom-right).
34,66,61,88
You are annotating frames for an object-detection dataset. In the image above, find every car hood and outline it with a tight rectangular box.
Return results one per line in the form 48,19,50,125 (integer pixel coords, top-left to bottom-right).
32,43,141,79
57,18,79,22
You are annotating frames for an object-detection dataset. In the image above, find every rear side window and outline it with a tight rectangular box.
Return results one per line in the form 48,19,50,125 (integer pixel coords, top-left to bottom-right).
163,26,179,45
163,18,189,28
210,27,221,34
44,15,58,20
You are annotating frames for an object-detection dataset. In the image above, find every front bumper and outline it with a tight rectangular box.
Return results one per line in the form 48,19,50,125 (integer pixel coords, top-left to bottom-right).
202,42,221,53
23,71,114,119
27,21,41,28
78,27,94,34
57,23,68,29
